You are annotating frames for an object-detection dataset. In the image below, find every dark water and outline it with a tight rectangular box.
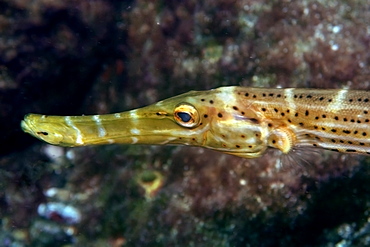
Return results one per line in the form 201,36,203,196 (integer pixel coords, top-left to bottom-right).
1,0,370,246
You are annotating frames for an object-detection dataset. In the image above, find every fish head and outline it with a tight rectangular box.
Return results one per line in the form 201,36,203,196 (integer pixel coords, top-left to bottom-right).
143,87,269,158
21,87,268,158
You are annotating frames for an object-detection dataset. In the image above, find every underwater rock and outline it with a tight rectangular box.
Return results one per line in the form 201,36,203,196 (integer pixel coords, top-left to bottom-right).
1,0,370,245
37,202,81,225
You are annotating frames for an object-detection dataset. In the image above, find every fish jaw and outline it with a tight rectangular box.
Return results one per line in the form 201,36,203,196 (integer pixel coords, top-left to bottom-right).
20,107,208,147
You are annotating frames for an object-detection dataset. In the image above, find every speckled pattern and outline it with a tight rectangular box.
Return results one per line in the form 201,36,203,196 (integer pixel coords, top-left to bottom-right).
1,0,370,246
22,87,370,159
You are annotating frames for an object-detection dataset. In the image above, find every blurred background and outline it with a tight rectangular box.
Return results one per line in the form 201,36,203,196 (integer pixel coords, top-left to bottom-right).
0,0,370,246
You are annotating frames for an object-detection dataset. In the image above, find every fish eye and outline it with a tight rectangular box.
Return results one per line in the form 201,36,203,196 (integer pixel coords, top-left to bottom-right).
177,112,192,122
174,103,200,128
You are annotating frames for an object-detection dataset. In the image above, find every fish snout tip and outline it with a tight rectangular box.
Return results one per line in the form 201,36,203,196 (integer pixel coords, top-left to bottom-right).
20,118,31,134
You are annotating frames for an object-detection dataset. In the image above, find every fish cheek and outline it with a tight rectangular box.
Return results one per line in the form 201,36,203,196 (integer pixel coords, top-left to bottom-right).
219,124,266,152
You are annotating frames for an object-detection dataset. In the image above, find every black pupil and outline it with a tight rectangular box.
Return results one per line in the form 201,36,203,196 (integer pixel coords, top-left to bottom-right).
177,112,191,122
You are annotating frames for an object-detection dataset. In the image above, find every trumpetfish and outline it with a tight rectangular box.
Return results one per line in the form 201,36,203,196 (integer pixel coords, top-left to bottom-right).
21,86,370,158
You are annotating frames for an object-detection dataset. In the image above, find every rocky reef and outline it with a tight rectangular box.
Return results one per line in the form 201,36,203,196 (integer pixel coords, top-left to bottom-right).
0,0,370,246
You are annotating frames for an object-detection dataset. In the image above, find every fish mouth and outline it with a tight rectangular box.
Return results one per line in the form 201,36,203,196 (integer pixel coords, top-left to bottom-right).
19,111,206,147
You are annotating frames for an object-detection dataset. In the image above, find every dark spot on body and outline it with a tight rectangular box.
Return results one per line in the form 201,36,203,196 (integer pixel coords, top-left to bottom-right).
315,116,319,120
343,130,351,134
314,126,318,129
233,106,239,110
364,110,368,114
248,118,260,124
354,130,358,134
204,114,208,118
343,118,348,121
156,112,168,116
322,114,326,118
236,145,241,148
305,110,309,116
364,99,369,102
269,93,274,96
331,139,335,143
358,98,362,102
262,108,266,112
348,141,353,144
349,99,353,102
218,113,223,118
37,131,48,136
277,94,282,98
299,122,304,126
272,140,276,144
268,123,273,127
307,95,312,98
339,140,344,143
262,93,266,97
334,116,339,120
328,99,332,102
201,99,205,102
360,142,365,146
351,119,355,122
253,95,257,98
322,127,326,130
210,100,214,104
319,97,324,101
274,108,278,113
362,132,367,136
313,144,318,147
295,113,299,117
241,135,245,138
346,149,357,152
245,93,249,97
281,113,285,116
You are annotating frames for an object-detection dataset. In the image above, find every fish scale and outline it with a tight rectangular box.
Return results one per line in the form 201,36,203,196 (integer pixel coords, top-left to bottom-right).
21,86,370,159
236,88,370,155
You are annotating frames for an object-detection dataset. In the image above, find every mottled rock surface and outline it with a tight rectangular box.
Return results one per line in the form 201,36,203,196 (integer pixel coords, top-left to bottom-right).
0,0,370,246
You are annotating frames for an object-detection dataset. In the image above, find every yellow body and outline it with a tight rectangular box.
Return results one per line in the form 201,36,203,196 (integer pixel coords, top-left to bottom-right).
21,86,370,158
